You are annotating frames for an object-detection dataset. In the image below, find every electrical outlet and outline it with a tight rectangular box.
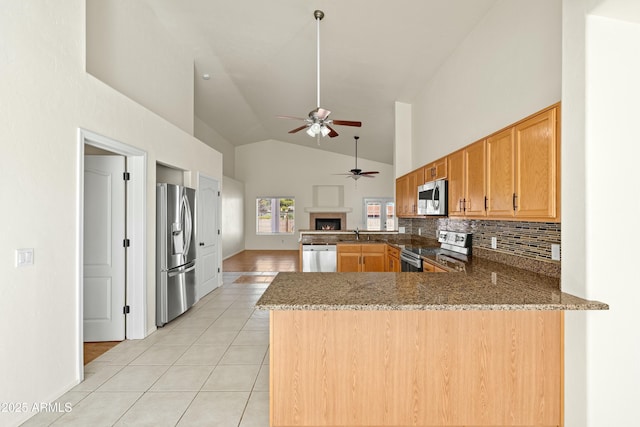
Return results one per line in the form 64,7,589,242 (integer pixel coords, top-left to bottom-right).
491,272,497,284
551,244,561,260
491,237,497,249
16,248,34,267
399,226,405,234
418,227,422,236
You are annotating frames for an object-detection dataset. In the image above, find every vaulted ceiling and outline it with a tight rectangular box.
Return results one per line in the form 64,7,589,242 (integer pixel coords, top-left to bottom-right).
144,0,498,164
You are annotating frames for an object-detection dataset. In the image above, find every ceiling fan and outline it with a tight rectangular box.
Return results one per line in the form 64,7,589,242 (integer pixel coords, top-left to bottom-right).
278,10,362,140
335,136,379,180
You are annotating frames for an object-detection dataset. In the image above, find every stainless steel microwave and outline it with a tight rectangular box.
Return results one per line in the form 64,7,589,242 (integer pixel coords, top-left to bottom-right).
417,179,448,216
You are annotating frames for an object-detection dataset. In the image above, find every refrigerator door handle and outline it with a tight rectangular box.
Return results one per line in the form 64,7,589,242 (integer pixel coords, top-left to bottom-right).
167,260,197,278
181,192,193,258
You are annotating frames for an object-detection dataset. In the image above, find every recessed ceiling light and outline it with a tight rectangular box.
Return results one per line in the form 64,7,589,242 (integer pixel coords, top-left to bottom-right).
202,74,210,80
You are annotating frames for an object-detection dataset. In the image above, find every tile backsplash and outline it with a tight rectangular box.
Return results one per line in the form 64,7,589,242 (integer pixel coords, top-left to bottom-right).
399,217,561,262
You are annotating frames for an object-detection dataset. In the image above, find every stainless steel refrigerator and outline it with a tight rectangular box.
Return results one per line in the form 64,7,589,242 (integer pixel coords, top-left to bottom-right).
156,183,197,326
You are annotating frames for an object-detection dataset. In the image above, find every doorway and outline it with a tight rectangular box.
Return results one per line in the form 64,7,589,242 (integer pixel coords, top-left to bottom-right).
76,129,147,380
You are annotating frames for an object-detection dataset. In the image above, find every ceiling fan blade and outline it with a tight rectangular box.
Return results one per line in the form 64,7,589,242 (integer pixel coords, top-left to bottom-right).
277,115,306,121
288,125,309,134
316,108,331,120
332,119,362,127
326,125,339,138
360,171,380,175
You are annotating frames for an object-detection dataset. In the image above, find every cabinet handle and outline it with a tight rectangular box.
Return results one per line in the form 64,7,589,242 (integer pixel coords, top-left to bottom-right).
512,193,518,211
459,199,463,211
484,196,488,211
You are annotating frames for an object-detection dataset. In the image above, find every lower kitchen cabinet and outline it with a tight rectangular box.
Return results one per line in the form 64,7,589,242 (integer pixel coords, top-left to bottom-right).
423,259,447,273
386,245,401,272
337,244,386,272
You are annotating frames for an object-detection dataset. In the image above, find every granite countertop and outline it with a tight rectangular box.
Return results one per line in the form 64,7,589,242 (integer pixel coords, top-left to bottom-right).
255,268,608,311
258,232,608,310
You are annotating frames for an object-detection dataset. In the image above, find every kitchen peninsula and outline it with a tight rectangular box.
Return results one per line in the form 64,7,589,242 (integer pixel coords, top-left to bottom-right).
257,239,607,427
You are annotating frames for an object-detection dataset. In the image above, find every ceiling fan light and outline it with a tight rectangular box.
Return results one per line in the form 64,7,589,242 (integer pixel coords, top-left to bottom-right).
307,122,321,137
320,125,330,137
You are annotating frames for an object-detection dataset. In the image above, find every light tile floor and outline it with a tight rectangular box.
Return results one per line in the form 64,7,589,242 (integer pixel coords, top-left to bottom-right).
22,272,272,427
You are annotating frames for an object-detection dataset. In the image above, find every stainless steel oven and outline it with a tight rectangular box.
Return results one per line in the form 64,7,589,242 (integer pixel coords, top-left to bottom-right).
400,249,422,272
417,179,447,216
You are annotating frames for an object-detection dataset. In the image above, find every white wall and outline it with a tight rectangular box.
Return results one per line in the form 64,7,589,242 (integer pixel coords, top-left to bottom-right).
0,3,222,426
194,116,237,179
222,176,245,259
563,1,640,424
236,140,394,250
86,0,194,134
411,0,562,166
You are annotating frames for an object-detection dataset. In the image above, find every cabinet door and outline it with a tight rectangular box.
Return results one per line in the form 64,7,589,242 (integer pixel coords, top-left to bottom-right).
447,150,465,217
337,244,362,272
464,140,486,217
407,170,421,215
514,108,558,219
486,127,516,217
362,244,386,272
433,157,448,180
395,176,406,217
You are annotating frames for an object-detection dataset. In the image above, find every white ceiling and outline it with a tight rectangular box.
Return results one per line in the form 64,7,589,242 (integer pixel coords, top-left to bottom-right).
144,0,498,164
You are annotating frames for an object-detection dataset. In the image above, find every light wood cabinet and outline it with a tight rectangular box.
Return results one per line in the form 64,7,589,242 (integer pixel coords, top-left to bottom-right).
486,106,559,220
447,140,487,217
423,259,447,273
486,127,516,217
386,245,401,272
422,156,448,181
447,148,465,217
337,244,386,272
395,168,423,217
514,107,559,219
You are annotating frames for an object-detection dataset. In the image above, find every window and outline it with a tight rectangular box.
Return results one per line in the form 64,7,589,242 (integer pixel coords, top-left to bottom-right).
256,197,295,234
363,198,395,231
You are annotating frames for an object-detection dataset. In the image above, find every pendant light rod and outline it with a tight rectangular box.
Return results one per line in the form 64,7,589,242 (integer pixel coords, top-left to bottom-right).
314,10,324,109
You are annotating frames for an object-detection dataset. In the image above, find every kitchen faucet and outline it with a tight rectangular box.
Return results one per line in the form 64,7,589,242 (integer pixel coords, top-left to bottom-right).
354,227,360,240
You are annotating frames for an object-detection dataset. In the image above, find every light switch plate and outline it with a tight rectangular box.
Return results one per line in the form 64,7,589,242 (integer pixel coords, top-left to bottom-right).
16,248,34,267
398,226,405,234
551,244,561,260
491,237,497,249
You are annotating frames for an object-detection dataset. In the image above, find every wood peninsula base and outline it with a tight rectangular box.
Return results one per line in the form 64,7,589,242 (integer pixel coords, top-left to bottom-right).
270,310,563,427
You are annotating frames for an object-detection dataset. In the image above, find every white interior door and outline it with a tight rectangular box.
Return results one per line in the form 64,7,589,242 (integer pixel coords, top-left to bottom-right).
197,175,220,298
83,155,126,342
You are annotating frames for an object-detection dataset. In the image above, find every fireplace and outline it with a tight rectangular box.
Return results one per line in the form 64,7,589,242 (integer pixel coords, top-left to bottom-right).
310,212,347,230
315,218,341,231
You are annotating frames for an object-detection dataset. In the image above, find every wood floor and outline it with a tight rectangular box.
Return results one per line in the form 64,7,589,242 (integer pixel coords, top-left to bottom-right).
223,249,299,272
85,250,297,364
84,341,121,365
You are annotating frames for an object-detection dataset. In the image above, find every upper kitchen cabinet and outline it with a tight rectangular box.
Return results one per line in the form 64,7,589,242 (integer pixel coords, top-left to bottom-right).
486,105,559,221
447,140,486,217
396,168,424,217
486,127,516,217
422,156,448,182
514,107,559,219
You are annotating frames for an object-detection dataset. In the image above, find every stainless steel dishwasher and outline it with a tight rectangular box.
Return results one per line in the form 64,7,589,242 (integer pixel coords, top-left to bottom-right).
302,244,337,272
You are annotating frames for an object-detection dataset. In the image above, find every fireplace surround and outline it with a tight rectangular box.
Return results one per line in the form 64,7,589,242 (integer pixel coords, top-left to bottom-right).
310,212,346,230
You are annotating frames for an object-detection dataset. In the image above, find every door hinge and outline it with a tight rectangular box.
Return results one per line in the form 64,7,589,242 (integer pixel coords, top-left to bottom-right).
123,238,130,247
217,267,221,273
217,191,221,196
123,305,130,314
217,229,221,235
123,172,130,181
